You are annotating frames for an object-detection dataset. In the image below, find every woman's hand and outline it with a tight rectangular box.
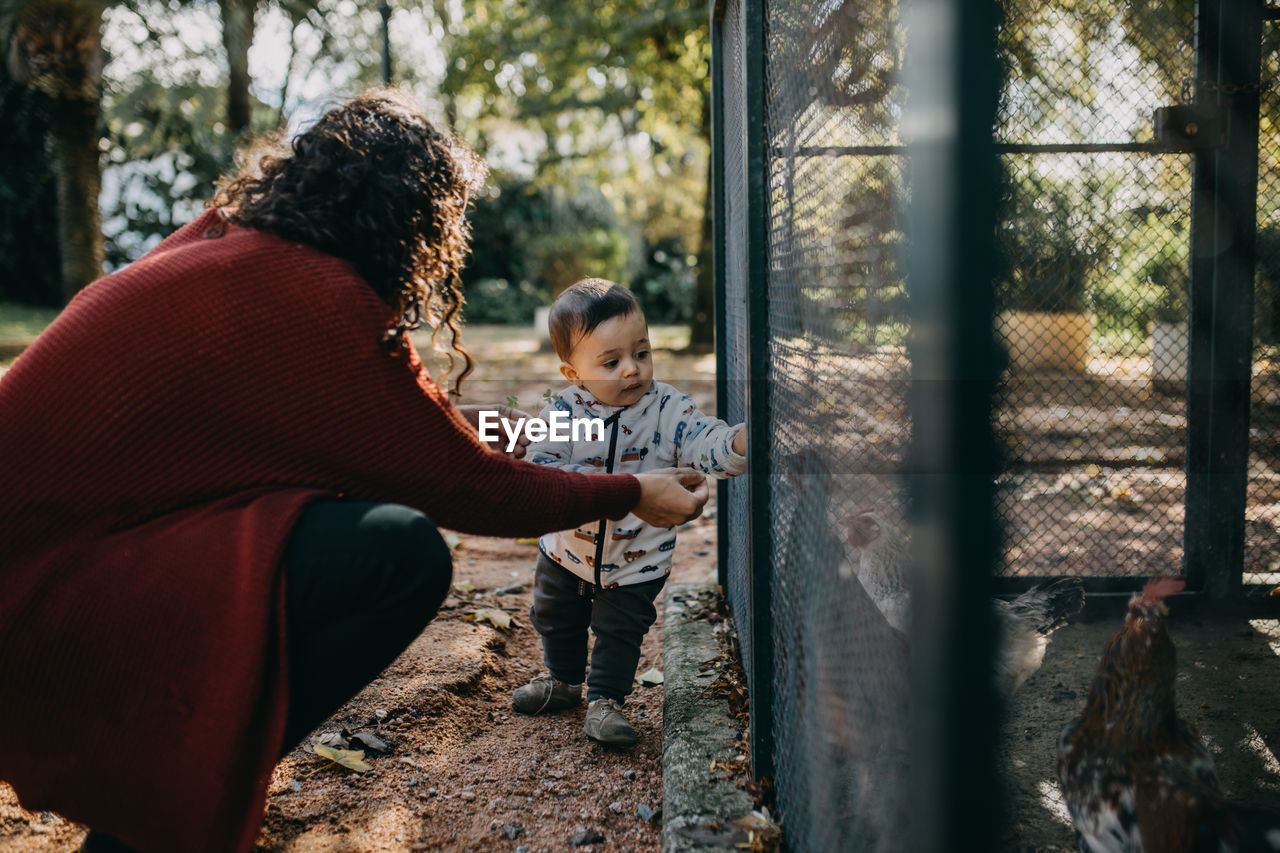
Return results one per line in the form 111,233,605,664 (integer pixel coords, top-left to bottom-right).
632,468,709,528
456,403,534,459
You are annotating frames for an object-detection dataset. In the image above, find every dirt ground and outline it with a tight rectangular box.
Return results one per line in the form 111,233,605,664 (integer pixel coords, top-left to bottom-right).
0,326,725,853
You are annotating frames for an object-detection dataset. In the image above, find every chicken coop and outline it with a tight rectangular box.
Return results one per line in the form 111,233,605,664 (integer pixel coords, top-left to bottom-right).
712,0,1280,850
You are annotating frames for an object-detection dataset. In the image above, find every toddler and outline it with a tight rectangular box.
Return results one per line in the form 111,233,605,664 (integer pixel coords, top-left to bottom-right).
513,278,747,746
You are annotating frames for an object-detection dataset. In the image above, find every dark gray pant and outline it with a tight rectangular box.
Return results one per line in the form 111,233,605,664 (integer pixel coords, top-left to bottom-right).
529,551,666,702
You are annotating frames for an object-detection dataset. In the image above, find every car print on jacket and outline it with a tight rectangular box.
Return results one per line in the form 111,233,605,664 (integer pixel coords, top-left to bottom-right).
526,380,747,588
584,555,620,572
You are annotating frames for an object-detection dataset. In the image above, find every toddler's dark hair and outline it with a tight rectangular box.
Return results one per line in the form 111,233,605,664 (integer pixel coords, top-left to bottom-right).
548,278,643,361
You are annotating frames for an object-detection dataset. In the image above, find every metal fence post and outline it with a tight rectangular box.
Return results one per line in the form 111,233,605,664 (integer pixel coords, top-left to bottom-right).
1185,0,1261,599
712,0,730,594
742,0,775,783
904,0,1003,847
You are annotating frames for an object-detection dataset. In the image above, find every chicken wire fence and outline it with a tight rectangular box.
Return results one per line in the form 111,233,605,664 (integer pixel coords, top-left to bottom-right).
713,0,1278,850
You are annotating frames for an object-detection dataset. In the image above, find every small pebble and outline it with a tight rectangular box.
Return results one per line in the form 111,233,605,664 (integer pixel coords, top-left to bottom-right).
407,776,419,787
569,828,606,847
609,800,625,813
622,769,636,781
428,787,438,797
460,789,476,801
503,824,524,840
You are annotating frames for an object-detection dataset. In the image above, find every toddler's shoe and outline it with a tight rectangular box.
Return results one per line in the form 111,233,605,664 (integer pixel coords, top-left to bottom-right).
583,698,637,746
512,673,582,715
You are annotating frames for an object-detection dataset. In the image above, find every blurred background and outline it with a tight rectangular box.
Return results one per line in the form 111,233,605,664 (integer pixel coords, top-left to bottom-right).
0,0,712,341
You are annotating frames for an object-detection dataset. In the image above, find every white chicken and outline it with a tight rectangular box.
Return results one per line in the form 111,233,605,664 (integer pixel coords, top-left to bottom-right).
846,508,1085,697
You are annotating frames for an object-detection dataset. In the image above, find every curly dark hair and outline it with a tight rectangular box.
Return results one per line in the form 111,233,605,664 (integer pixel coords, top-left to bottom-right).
211,87,486,395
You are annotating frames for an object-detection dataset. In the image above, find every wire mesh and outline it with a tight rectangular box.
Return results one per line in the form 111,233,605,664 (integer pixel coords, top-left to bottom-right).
716,0,1275,849
719,0,913,848
1249,20,1280,596
993,2,1195,586
720,0,753,673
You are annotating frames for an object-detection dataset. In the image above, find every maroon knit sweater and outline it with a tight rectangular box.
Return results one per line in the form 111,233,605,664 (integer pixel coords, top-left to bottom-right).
0,209,640,852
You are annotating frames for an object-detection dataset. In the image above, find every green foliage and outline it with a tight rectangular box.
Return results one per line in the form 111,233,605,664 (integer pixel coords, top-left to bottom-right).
631,237,696,325
443,0,708,315
524,229,630,296
996,167,1128,316
101,74,237,268
461,278,544,325
461,174,632,321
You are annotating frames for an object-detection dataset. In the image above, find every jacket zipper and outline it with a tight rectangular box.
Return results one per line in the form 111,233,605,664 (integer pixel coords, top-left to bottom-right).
592,410,624,590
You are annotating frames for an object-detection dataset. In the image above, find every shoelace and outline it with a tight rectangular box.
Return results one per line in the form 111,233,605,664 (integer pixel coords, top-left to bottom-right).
531,675,560,715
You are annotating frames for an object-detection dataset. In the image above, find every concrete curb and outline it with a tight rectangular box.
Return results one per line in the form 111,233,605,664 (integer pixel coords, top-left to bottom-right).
661,581,754,852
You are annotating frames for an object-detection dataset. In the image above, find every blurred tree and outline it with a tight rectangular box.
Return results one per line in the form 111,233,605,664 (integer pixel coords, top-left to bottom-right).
442,0,713,345
219,0,254,134
7,0,107,300
0,55,62,306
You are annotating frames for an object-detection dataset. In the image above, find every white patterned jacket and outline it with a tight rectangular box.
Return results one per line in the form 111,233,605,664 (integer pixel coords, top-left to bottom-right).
527,380,746,588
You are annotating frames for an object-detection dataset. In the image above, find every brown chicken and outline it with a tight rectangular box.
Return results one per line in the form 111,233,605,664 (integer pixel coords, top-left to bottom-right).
1057,578,1280,853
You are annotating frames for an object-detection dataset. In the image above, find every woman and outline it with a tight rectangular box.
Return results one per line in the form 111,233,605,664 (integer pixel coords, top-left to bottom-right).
0,88,707,853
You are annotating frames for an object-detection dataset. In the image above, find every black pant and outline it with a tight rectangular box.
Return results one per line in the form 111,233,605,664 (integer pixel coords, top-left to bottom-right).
529,552,666,703
279,500,454,750
83,500,452,853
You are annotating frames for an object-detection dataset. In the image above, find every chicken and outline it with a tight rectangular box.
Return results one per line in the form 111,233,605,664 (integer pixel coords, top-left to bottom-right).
776,450,911,850
846,507,1085,697
1057,578,1280,853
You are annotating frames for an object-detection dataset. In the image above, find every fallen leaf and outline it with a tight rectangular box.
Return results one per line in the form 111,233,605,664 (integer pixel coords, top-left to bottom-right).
349,730,388,752
452,579,476,595
636,667,664,686
514,537,540,545
313,743,370,773
474,608,515,630
315,731,349,750
443,531,463,549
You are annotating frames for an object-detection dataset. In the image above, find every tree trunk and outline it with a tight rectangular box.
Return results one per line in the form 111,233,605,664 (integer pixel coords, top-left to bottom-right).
688,165,715,350
220,0,255,135
9,0,106,299
688,84,715,351
50,95,102,299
